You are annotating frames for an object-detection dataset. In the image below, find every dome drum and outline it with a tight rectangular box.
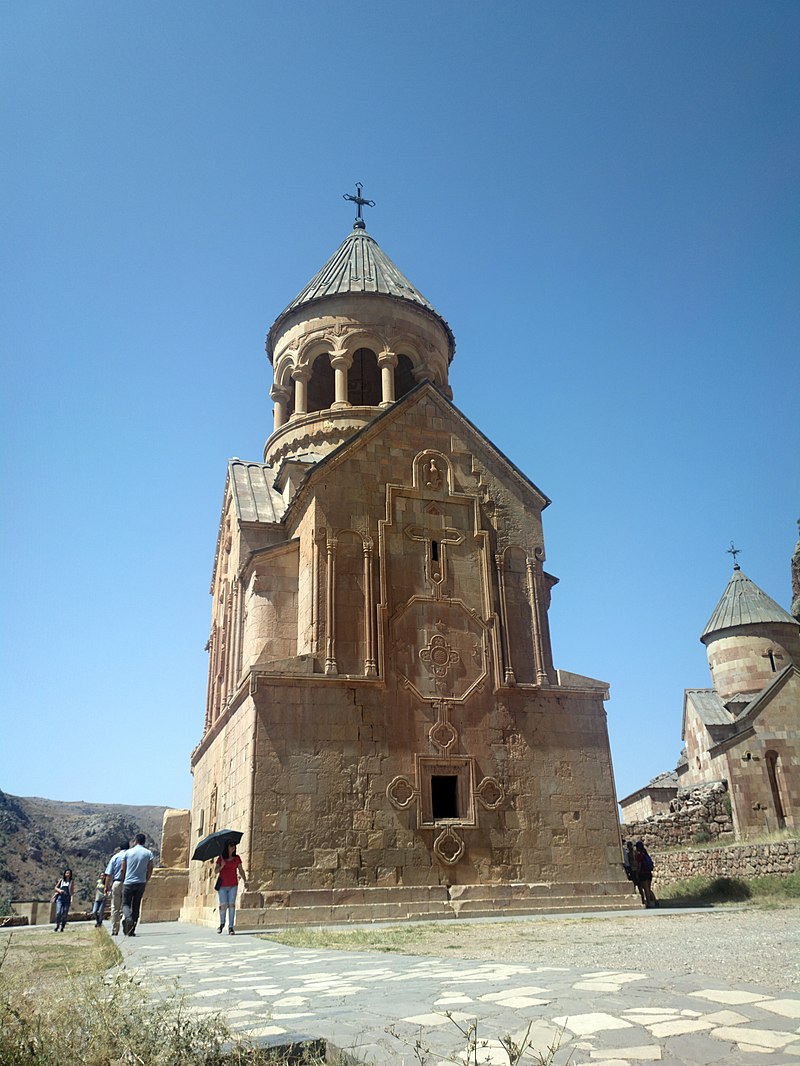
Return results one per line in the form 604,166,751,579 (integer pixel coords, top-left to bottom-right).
264,296,452,464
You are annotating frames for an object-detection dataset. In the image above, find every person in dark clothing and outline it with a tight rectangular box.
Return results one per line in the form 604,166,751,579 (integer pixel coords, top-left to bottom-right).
635,840,657,908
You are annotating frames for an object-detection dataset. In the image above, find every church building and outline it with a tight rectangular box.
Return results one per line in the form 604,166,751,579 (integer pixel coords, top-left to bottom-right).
619,549,800,839
182,193,628,925
678,558,800,836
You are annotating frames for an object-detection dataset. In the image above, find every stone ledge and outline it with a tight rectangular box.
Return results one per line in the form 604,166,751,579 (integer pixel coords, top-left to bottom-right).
179,880,634,927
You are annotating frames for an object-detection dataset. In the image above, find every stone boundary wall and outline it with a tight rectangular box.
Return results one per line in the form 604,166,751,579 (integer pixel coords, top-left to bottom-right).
652,839,799,886
622,781,734,849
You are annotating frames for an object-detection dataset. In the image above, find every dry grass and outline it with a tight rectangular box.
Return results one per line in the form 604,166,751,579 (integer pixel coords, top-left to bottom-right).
0,924,120,988
0,927,335,1064
262,898,800,991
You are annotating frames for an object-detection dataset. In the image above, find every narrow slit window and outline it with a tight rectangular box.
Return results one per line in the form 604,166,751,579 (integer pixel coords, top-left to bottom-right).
431,540,439,562
431,775,459,819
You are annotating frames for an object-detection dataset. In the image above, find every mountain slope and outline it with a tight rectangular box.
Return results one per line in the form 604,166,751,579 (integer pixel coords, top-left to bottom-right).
0,790,166,907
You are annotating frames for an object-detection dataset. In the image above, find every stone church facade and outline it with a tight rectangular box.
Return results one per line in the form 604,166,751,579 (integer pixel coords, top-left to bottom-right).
182,211,628,925
620,553,800,841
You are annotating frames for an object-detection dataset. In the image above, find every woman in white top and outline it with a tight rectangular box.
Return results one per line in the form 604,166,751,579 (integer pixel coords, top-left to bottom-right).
53,868,74,931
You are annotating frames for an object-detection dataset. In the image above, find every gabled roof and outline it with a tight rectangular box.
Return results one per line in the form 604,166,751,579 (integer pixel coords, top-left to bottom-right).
701,566,797,642
266,227,455,359
618,769,678,808
282,381,552,525
729,663,797,726
210,460,287,591
648,769,679,789
229,460,286,524
684,688,733,727
708,664,799,757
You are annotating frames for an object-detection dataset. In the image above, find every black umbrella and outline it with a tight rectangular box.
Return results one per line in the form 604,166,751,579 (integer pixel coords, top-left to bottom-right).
191,829,243,862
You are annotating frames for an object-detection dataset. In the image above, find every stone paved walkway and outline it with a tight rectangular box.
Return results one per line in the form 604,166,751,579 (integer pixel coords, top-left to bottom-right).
118,920,800,1064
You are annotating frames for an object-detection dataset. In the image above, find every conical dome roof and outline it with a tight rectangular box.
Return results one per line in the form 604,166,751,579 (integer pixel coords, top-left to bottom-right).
701,567,798,642
267,226,455,360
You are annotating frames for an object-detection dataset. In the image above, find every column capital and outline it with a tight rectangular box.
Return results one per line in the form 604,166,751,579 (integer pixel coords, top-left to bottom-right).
270,383,290,402
329,349,353,371
377,349,398,369
291,365,311,382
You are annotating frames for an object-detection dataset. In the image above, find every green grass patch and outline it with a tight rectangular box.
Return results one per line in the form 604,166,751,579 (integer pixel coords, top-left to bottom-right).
658,871,800,905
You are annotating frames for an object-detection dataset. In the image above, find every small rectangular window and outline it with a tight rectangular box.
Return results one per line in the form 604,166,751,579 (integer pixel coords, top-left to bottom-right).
431,775,459,819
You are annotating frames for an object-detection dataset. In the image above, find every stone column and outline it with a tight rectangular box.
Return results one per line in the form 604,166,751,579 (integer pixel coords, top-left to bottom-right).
494,553,516,686
526,554,549,686
329,349,352,410
203,631,214,733
291,366,310,417
223,585,235,703
363,536,377,676
270,384,290,430
377,350,398,408
231,577,242,686
325,537,338,675
311,533,321,654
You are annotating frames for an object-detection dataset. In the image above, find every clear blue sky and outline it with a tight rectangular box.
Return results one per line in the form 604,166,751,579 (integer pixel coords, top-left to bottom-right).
2,3,798,813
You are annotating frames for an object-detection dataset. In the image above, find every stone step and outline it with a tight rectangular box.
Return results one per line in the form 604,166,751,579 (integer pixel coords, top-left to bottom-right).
179,886,637,929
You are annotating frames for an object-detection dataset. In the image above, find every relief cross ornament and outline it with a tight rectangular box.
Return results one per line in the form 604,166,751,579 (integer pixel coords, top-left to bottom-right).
419,634,461,679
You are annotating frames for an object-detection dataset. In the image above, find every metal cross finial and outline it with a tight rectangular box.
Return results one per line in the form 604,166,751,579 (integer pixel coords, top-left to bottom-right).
727,541,742,569
343,182,375,229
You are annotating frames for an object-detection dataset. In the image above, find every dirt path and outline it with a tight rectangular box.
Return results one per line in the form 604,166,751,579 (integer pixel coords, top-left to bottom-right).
273,905,799,992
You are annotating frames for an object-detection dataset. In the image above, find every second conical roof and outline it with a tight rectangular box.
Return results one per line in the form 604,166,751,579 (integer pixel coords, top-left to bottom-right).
267,227,455,359
701,567,797,641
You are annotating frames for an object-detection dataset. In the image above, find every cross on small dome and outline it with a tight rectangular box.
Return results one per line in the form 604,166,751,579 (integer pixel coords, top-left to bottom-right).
342,182,375,229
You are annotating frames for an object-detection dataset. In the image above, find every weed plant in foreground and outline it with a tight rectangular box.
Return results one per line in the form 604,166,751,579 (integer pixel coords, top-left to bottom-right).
0,929,332,1065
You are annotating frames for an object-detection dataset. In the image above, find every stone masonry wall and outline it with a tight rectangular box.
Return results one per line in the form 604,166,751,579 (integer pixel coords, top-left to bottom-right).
651,839,799,885
622,781,734,849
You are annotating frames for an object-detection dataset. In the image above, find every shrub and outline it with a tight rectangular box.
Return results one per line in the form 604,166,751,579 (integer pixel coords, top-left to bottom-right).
0,969,332,1065
692,826,713,845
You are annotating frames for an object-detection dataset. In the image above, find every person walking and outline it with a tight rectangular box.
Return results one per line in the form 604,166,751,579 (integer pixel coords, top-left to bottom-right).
104,841,129,936
52,868,74,931
90,872,107,927
635,840,657,908
214,842,247,935
120,833,154,937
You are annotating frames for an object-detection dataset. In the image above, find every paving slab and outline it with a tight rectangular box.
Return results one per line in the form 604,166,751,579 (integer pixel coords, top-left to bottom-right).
116,920,800,1064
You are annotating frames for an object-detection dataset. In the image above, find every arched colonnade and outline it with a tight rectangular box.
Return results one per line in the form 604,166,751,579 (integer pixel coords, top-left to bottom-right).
270,333,441,431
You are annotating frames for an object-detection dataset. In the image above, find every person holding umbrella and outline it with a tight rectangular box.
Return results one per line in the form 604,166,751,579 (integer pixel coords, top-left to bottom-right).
191,828,245,934
215,841,246,934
